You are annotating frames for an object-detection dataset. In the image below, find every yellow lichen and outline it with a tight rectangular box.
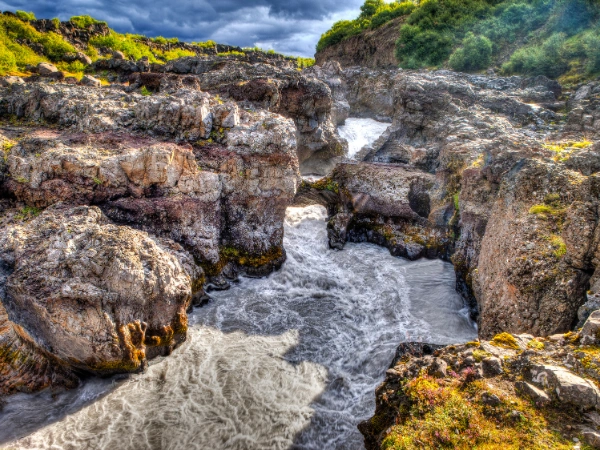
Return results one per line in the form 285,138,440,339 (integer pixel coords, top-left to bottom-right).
491,332,521,350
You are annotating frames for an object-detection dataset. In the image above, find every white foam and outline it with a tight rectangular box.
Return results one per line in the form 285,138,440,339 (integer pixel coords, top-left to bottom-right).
337,118,389,159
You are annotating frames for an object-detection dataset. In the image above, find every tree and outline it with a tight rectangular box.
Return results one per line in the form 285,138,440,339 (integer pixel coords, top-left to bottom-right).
359,0,385,19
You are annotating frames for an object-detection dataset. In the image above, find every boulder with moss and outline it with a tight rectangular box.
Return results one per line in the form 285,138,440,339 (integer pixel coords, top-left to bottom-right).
360,325,600,450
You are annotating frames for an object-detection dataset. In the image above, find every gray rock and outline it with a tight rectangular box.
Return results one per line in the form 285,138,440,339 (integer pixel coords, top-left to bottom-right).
515,381,551,407
531,364,600,410
578,294,600,327
113,50,126,60
581,310,600,345
37,62,59,76
0,76,24,87
481,392,501,407
583,430,600,449
80,75,101,87
76,52,92,65
428,358,448,378
482,357,503,377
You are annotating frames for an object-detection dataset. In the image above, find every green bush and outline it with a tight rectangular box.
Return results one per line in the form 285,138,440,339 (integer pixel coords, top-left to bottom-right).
317,20,366,52
90,32,157,62
583,32,600,73
396,25,453,68
15,11,36,21
503,33,569,77
449,32,492,72
70,15,107,29
359,0,385,19
370,2,416,29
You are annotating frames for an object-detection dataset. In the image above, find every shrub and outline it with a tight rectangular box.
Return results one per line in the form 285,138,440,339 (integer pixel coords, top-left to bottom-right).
15,11,36,21
449,32,492,72
70,15,106,29
359,0,385,19
370,1,416,29
161,48,196,60
503,33,569,78
396,25,453,68
296,57,315,68
51,18,60,29
317,20,366,52
583,32,600,73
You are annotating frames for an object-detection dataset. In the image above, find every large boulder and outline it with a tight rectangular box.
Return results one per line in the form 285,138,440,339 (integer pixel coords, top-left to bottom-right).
1,205,193,375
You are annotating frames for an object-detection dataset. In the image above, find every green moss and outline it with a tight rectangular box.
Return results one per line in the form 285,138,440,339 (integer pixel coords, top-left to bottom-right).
311,177,339,194
219,246,283,269
473,349,492,362
527,339,545,350
15,206,40,221
140,86,152,96
491,332,520,350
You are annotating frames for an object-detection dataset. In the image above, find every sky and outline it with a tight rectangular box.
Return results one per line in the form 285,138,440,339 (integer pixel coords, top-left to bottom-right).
0,0,365,57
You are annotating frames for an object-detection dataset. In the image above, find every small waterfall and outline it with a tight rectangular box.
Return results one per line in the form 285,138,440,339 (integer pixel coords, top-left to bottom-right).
338,118,389,159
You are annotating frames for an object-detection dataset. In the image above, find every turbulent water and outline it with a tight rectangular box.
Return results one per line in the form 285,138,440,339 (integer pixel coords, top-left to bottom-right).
0,205,476,450
337,118,390,159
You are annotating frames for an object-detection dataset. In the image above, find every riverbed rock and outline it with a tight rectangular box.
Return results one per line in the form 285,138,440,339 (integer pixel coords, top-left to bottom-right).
530,364,600,410
160,57,346,174
306,65,600,338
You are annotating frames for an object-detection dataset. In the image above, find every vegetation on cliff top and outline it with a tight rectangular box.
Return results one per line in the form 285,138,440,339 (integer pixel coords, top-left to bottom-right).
317,0,600,81
0,11,314,76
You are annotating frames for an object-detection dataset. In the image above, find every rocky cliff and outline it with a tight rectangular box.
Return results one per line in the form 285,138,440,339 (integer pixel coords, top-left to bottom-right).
302,62,600,342
296,61,600,448
0,53,321,393
315,16,402,70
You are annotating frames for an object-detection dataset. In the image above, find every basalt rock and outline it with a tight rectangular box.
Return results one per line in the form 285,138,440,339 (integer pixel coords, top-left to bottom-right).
159,58,346,175
0,70,300,394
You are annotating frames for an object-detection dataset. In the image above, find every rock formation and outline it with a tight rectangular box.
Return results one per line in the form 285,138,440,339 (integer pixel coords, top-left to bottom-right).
359,318,600,449
304,65,600,339
0,59,300,393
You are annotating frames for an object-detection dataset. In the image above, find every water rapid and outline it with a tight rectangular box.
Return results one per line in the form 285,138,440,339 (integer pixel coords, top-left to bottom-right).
337,118,389,159
0,205,476,450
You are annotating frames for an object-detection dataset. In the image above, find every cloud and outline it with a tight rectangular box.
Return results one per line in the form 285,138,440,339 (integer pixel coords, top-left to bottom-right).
0,0,363,57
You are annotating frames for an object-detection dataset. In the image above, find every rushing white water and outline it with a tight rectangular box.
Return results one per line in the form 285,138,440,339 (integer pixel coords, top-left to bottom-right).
337,118,390,159
0,205,476,450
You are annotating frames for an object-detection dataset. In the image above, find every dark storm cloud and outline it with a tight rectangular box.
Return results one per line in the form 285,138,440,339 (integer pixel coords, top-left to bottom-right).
0,0,363,56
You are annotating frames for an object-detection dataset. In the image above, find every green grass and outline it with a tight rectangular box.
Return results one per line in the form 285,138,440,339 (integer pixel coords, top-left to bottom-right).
69,15,107,29
0,11,313,76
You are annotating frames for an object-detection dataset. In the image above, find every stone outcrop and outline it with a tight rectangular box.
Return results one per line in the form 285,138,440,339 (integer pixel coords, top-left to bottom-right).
156,57,347,174
315,17,404,70
360,323,600,449
1,205,192,376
